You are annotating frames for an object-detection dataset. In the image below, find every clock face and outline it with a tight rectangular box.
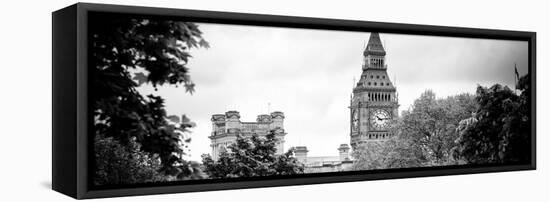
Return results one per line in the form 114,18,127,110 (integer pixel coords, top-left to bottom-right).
352,109,359,131
371,109,390,130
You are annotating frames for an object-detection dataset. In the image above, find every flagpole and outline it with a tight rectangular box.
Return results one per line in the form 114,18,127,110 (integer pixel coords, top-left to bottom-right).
514,63,518,94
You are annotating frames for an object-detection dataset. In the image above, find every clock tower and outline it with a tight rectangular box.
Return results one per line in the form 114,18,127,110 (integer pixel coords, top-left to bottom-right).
349,32,399,150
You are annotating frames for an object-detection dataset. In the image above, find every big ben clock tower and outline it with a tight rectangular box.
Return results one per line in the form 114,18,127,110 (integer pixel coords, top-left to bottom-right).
349,32,399,150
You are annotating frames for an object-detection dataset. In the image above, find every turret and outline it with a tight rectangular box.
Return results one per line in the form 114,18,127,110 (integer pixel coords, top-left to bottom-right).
270,111,285,129
211,114,226,136
256,114,272,123
338,144,351,161
225,111,241,131
293,146,308,164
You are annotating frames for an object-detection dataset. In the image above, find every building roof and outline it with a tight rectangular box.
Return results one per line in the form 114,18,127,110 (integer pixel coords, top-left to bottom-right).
364,32,386,56
306,156,340,163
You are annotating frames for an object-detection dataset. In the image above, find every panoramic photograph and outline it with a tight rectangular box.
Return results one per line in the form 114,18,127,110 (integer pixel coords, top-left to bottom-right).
89,17,531,186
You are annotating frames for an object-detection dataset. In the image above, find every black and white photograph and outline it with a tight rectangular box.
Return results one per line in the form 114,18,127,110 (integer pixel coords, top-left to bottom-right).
3,0,550,201
89,13,531,187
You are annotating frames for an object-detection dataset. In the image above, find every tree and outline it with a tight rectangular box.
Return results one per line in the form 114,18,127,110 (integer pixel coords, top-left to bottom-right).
352,141,387,170
400,90,476,165
455,74,531,164
90,13,209,181
352,120,424,170
201,130,304,178
94,136,164,185
353,90,477,170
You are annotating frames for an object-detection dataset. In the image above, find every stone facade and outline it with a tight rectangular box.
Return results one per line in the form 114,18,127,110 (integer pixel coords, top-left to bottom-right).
350,32,399,150
209,111,286,161
293,144,353,173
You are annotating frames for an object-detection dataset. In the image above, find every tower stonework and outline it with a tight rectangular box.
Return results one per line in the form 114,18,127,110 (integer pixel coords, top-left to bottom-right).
349,32,399,150
209,111,286,161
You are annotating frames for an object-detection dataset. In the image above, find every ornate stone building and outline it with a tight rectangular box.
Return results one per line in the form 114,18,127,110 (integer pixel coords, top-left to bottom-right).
209,111,286,161
293,144,353,173
349,32,399,149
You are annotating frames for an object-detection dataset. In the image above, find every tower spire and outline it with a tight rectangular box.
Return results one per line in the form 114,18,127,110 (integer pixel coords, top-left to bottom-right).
351,32,398,149
363,32,386,56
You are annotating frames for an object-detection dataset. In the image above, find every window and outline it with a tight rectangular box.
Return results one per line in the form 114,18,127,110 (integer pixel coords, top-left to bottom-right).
374,82,377,86
382,76,385,79
370,75,373,79
387,82,390,86
376,75,380,79
367,82,371,85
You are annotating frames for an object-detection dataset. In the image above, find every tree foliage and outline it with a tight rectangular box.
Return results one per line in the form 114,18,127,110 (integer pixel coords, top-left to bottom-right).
352,120,424,170
400,91,477,165
353,74,531,170
94,136,164,185
454,74,531,164
353,91,477,170
90,13,209,182
201,130,304,178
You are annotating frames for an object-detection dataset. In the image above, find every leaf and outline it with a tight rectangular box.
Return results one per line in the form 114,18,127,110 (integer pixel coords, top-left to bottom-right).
133,72,148,86
167,115,180,123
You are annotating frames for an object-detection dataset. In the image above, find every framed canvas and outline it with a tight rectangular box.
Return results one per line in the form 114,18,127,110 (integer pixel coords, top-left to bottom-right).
52,3,536,199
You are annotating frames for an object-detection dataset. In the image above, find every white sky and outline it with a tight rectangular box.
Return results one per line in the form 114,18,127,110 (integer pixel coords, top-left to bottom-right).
137,23,528,161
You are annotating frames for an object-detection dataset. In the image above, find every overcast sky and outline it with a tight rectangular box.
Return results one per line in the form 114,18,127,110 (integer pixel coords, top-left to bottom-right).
137,23,528,161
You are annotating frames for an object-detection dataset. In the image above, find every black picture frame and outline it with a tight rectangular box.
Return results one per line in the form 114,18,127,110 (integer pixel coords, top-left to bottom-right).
52,2,536,199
